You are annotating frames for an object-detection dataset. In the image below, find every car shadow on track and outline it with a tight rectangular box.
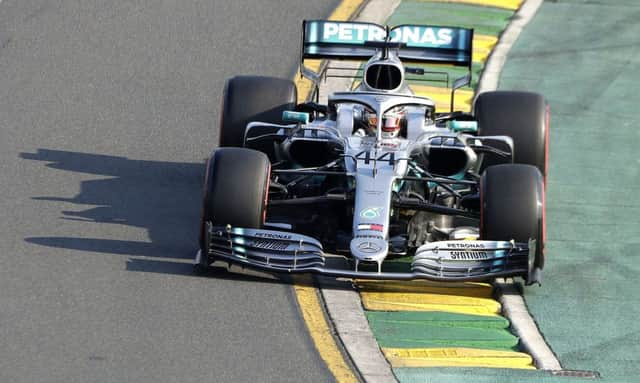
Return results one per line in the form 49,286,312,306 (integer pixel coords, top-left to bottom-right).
21,148,203,257
19,148,342,289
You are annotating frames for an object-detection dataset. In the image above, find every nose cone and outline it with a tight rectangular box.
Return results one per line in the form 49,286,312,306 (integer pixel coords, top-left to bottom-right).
350,236,388,264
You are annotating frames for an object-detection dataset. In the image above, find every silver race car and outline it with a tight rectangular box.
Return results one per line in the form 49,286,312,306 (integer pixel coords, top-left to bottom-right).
195,21,548,285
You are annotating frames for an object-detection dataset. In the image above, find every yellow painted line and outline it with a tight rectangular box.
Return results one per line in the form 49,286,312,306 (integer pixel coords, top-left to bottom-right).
294,0,366,102
383,347,535,369
327,0,366,20
294,283,359,383
418,0,523,11
356,280,494,298
409,84,474,112
358,281,500,315
361,290,502,315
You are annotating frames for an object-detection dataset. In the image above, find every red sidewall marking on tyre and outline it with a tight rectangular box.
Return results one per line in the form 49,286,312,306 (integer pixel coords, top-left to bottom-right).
541,174,546,260
479,176,484,238
542,104,549,258
217,91,226,147
544,104,550,188
263,163,271,225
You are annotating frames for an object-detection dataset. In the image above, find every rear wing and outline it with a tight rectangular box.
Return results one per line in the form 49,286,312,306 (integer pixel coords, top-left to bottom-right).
302,20,473,68
300,20,473,101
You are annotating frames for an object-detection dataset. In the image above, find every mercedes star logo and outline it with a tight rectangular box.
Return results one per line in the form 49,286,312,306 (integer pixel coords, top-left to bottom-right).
358,241,381,253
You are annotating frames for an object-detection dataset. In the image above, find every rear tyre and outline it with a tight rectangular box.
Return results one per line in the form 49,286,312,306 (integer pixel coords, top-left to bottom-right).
219,76,297,148
481,164,545,270
474,91,548,177
198,148,271,265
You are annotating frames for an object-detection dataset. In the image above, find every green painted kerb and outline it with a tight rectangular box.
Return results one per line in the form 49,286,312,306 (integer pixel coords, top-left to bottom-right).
368,317,520,350
366,311,510,330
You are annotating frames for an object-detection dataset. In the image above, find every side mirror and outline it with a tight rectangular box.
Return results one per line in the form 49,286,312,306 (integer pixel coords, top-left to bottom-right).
450,120,478,133
282,111,310,124
450,73,471,112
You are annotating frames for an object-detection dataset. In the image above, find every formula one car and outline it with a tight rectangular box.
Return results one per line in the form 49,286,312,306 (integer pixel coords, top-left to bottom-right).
195,21,548,284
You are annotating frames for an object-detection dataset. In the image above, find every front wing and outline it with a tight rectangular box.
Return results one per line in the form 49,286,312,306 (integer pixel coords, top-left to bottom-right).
198,223,541,284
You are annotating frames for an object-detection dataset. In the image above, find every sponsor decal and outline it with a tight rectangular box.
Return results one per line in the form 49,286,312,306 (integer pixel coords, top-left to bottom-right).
449,251,489,260
255,232,292,240
381,141,400,149
448,242,485,249
389,26,453,47
357,241,382,253
251,240,289,251
357,223,384,232
310,21,461,49
359,207,382,219
355,234,384,240
320,22,386,44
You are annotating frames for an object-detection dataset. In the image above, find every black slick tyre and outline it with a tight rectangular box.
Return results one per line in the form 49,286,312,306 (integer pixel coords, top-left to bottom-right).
474,91,549,177
480,164,545,270
218,76,297,148
198,147,271,264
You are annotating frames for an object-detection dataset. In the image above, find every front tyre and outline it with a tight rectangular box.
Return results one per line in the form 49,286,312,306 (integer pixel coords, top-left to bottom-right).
198,148,271,266
480,164,545,272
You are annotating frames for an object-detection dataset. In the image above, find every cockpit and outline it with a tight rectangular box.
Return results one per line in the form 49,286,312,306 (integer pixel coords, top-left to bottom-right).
329,92,436,142
350,105,408,139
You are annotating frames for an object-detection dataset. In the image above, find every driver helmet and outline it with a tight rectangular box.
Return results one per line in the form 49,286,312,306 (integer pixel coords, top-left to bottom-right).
382,112,402,139
367,112,402,139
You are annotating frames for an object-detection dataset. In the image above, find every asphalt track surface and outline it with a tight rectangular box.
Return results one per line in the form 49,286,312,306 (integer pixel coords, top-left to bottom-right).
0,1,341,382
